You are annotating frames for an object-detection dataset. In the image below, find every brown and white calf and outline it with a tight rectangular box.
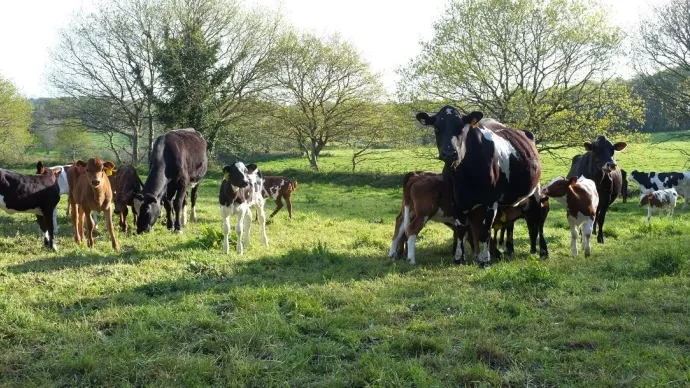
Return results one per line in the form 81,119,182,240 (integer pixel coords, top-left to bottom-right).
109,164,144,232
0,167,63,251
219,162,268,254
542,176,599,257
638,188,678,223
71,158,119,251
260,176,297,220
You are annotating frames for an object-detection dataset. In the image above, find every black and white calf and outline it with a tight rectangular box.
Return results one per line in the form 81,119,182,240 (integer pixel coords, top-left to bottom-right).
0,167,63,251
629,170,689,209
638,188,678,223
219,162,268,254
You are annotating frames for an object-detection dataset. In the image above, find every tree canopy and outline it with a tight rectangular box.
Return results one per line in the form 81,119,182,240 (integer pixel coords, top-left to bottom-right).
0,75,34,165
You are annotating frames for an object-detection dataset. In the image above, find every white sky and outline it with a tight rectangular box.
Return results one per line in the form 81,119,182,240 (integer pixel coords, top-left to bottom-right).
0,0,656,98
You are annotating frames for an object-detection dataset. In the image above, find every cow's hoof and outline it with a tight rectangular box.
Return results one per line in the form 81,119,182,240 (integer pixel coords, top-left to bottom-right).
478,262,491,269
174,229,183,234
453,258,466,265
540,250,549,259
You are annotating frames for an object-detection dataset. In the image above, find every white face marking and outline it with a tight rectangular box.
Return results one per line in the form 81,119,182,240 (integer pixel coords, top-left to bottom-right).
480,128,517,181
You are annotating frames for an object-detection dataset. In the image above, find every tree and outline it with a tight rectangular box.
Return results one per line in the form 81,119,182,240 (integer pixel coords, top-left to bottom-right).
0,75,34,165
153,0,283,153
273,32,387,171
399,0,641,149
54,124,95,161
48,0,161,164
634,0,690,135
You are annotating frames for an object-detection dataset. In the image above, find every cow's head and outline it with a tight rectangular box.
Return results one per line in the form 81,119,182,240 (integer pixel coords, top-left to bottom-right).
416,106,483,162
638,192,655,207
541,176,572,198
222,162,258,191
83,158,116,189
584,136,627,173
134,193,161,234
37,160,70,194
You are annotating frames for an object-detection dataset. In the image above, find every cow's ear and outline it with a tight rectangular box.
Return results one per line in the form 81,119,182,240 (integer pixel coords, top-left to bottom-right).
415,112,435,126
52,167,63,178
463,111,484,127
568,176,578,185
583,142,593,151
36,161,44,173
103,162,116,176
75,160,87,167
613,142,627,151
222,165,232,181
133,193,144,201
246,163,258,173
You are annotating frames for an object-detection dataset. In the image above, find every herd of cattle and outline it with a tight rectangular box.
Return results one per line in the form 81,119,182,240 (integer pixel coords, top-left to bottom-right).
0,109,688,266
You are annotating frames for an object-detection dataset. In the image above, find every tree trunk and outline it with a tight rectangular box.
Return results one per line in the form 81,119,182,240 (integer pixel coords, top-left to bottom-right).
309,140,322,172
147,107,155,163
132,129,140,165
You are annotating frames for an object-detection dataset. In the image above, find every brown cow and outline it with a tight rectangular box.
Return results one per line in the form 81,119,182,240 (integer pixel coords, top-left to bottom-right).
71,158,119,251
109,164,144,232
260,176,297,220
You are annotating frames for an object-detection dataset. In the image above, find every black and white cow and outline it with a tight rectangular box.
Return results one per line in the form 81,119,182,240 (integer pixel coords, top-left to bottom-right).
638,188,678,223
134,128,207,234
0,167,63,251
629,170,690,209
568,135,627,244
219,162,268,254
416,106,543,267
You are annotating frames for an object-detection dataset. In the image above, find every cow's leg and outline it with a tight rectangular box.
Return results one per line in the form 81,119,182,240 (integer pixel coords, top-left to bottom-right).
85,210,95,248
583,217,594,257
132,204,138,228
490,228,502,260
504,222,514,257
190,183,200,222
669,203,674,217
180,194,188,228
538,203,549,258
71,201,81,244
405,213,427,265
285,193,294,219
173,188,186,233
569,218,579,256
596,205,609,243
258,203,269,247
269,196,284,218
389,205,409,259
476,204,499,268
76,206,85,245
36,215,49,248
163,198,173,230
48,207,58,252
647,205,652,224
104,207,119,251
220,206,231,255
119,206,129,232
243,206,253,248
235,205,249,254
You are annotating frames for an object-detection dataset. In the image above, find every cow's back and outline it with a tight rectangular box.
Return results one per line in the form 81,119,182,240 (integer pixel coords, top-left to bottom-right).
152,129,208,182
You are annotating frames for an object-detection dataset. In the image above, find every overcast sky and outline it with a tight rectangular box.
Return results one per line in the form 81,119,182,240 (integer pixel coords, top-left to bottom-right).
0,0,656,98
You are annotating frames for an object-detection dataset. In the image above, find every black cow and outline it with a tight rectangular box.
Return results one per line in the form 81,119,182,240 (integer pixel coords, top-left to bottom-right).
0,167,63,251
568,135,627,244
629,170,690,209
416,106,543,267
134,128,208,234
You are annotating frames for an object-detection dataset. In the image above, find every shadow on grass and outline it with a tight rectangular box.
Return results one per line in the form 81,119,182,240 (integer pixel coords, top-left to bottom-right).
5,247,157,274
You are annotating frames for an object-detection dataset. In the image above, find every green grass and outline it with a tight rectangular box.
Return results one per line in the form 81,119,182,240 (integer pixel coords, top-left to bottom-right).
1,137,690,386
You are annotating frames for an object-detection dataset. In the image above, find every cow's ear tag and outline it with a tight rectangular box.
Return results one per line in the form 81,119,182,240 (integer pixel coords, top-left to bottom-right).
471,122,478,128
105,168,113,176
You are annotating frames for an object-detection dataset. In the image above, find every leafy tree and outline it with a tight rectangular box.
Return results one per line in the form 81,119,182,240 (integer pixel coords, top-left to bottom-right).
153,0,282,153
272,32,387,171
399,0,642,149
634,0,690,134
54,123,95,162
48,0,161,163
0,75,34,165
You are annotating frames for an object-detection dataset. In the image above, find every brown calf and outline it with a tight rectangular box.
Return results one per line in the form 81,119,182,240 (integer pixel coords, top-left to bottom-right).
542,176,599,257
260,176,297,219
71,158,119,251
109,164,144,232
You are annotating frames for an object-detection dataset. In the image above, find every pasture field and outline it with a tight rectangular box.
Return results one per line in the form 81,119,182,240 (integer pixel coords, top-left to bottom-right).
1,137,690,387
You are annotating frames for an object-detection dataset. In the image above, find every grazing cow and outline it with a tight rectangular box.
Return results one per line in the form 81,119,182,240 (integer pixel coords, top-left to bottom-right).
389,171,549,265
70,158,119,251
638,188,678,223
416,106,543,267
259,176,297,220
621,169,629,203
219,162,268,254
134,128,207,234
542,176,599,257
110,164,144,232
629,170,690,209
568,136,627,244
0,167,63,251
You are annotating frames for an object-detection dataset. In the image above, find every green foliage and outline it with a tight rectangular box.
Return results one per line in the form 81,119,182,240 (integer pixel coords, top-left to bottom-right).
399,0,642,148
0,75,34,165
54,123,95,162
